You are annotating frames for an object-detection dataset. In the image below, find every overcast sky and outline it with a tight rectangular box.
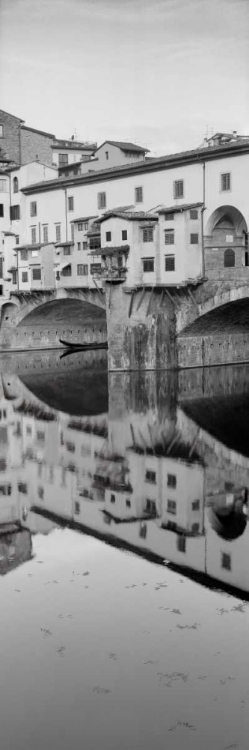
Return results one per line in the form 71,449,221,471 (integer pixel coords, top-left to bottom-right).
0,0,248,155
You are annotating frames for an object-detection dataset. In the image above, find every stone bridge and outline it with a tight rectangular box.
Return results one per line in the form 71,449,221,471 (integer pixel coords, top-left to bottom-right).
1,278,249,369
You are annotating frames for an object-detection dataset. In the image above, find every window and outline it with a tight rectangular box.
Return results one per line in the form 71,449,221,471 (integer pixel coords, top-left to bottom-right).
78,223,83,231
221,173,231,191
106,231,111,241
32,268,41,281
68,196,74,211
146,499,157,516
83,222,88,230
192,500,200,511
21,249,28,261
165,254,175,271
16,235,19,245
66,441,75,453
26,425,32,435
70,224,74,241
110,493,115,503
83,241,88,250
38,487,44,500
0,204,3,217
37,430,45,442
77,264,88,275
190,209,198,219
30,226,37,244
97,192,106,209
139,522,147,539
221,552,231,570
90,263,101,275
77,242,81,251
62,265,72,276
41,225,48,243
135,186,143,203
192,523,199,533
143,227,153,242
165,212,174,221
10,205,20,220
18,483,27,494
12,270,17,284
173,180,184,199
75,501,80,515
0,258,3,279
30,201,37,217
224,248,235,267
0,180,7,192
105,151,109,160
167,499,177,514
31,250,38,257
190,233,199,244
13,177,19,193
59,153,68,165
55,224,61,242
64,246,71,255
89,236,101,250
122,230,127,241
177,536,186,553
0,124,3,137
167,474,176,488
143,258,154,273
164,231,174,245
126,499,131,508
22,272,28,282
145,469,156,483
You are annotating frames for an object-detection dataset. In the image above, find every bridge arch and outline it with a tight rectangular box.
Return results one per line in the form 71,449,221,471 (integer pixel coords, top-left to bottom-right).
2,288,106,328
204,205,248,281
177,284,249,335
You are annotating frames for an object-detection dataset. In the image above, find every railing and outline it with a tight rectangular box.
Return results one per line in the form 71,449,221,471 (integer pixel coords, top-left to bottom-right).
101,266,128,281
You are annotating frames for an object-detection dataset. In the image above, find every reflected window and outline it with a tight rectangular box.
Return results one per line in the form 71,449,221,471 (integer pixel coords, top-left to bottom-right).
18,483,27,494
66,441,75,453
146,499,157,516
110,494,115,504
192,500,200,511
145,470,156,484
0,459,6,471
192,523,199,533
139,522,147,539
167,499,177,515
224,248,235,267
37,431,45,443
177,536,186,553
167,474,176,489
221,552,231,571
38,487,44,500
126,499,131,508
75,501,80,515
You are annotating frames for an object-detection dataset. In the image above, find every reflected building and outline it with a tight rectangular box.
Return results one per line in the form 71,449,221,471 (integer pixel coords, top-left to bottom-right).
0,353,248,596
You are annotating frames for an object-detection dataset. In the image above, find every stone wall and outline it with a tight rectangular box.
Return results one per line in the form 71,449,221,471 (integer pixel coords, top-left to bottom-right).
177,333,249,368
0,321,107,351
106,284,177,371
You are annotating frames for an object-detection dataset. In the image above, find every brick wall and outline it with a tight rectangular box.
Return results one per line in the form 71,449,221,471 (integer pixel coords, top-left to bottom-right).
0,110,21,164
20,128,54,166
204,227,246,280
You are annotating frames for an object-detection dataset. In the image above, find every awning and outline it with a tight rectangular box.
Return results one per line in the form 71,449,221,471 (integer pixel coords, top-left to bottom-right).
55,241,74,247
7,266,17,273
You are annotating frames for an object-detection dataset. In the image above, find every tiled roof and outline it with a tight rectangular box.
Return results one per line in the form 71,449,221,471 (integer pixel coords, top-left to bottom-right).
73,215,98,223
158,202,204,214
96,140,148,154
97,210,158,223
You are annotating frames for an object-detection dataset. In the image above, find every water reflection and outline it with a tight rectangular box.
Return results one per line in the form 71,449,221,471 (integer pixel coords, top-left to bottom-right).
0,350,249,598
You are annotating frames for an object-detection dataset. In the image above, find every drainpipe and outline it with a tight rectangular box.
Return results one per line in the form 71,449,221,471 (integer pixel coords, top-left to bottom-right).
64,188,68,241
201,161,206,279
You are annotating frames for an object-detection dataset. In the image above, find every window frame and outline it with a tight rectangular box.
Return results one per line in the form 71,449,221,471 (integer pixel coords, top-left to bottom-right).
190,233,199,244
122,229,128,241
165,254,175,272
173,179,184,199
32,267,42,281
97,192,106,209
55,224,61,242
43,224,48,243
68,196,74,211
164,230,174,245
142,258,154,273
31,226,37,244
106,231,112,242
224,247,235,268
77,264,88,276
22,271,28,283
142,227,154,243
135,186,143,203
30,201,37,217
220,172,231,192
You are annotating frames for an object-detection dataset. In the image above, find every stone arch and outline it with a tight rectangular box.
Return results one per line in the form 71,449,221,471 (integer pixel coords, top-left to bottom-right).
5,287,106,328
205,205,248,236
204,205,248,280
177,284,249,335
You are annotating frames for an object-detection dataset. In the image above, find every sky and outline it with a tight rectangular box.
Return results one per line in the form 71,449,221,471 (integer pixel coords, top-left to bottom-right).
0,0,248,156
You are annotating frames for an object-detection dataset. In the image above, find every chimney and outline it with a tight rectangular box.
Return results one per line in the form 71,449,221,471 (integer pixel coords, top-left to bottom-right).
232,130,237,138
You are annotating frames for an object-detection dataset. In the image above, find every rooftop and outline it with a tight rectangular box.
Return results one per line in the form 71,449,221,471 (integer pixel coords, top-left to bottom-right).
21,137,249,195
52,139,97,151
95,140,149,154
97,209,158,223
158,202,204,214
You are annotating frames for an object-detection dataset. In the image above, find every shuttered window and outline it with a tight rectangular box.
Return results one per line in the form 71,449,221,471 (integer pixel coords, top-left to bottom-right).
165,254,175,271
143,227,153,242
143,258,154,272
164,231,174,245
173,180,184,199
135,186,143,203
221,173,231,191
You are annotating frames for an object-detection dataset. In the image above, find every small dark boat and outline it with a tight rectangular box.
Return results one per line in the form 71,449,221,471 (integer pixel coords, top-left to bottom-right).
59,338,108,351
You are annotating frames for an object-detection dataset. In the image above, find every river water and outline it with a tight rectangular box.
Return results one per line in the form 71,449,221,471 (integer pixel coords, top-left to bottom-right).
0,350,248,750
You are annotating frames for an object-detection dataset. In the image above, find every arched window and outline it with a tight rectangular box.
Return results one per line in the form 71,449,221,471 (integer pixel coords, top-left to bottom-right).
224,248,235,268
13,177,18,193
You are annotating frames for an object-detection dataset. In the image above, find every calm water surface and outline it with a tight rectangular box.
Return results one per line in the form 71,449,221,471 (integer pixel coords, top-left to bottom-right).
0,350,248,750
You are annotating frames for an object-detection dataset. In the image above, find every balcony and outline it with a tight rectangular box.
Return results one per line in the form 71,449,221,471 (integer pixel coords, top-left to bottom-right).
101,265,128,282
